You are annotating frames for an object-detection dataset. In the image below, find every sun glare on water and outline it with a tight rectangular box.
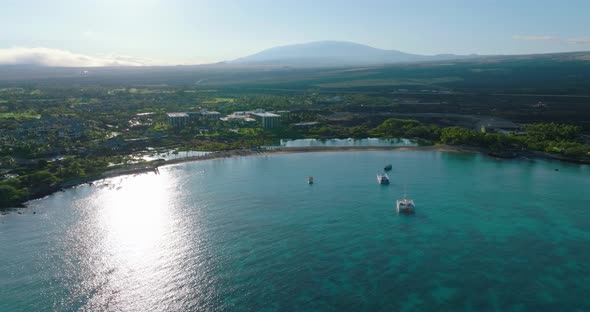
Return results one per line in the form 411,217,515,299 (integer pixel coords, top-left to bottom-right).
75,170,204,309
98,172,178,262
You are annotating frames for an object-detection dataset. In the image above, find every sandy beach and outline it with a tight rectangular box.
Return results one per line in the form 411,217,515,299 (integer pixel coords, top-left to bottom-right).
98,144,479,179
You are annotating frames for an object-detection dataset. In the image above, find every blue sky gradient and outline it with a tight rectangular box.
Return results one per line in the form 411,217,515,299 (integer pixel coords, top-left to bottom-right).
1,0,589,65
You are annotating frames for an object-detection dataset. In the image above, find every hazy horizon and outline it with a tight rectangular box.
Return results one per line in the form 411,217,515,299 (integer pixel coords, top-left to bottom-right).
2,0,590,66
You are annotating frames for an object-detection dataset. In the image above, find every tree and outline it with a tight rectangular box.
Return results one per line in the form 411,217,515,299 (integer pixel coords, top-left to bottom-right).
525,123,581,141
0,185,29,207
26,170,59,188
440,127,482,145
373,118,420,137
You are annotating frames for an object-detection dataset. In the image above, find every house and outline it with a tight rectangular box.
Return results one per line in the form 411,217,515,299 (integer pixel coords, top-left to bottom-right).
477,118,520,134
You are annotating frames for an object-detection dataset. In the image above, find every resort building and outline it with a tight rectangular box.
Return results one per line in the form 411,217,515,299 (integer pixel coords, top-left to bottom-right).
167,112,189,128
250,111,281,129
220,112,256,124
201,110,222,119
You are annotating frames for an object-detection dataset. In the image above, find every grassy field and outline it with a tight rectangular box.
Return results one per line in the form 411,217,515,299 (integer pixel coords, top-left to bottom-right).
202,97,236,104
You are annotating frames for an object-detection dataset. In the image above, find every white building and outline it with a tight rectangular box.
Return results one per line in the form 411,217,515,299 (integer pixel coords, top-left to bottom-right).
250,111,281,129
220,113,256,123
201,110,222,119
167,113,189,128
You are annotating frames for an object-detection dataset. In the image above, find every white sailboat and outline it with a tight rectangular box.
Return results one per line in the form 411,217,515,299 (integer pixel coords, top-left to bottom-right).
396,192,415,214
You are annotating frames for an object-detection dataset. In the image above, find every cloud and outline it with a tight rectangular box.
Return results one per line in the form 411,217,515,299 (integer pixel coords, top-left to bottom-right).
0,47,154,67
512,35,555,41
513,35,590,45
564,37,590,45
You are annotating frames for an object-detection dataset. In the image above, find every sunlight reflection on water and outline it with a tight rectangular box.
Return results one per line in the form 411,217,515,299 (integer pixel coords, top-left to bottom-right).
60,171,213,311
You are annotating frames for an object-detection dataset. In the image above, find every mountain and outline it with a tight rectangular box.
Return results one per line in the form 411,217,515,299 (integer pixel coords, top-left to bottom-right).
231,41,479,66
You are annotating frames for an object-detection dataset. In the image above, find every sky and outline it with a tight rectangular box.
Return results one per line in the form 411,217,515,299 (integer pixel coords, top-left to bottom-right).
1,0,590,66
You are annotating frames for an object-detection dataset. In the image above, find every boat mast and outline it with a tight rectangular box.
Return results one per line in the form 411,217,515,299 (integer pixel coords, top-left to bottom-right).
403,184,407,200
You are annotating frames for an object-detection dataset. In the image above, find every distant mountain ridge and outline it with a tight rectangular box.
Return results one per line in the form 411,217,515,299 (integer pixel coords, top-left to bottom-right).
1,50,589,83
232,41,480,66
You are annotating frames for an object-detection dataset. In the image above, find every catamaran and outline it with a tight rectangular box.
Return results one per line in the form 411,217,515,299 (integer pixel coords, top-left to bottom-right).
377,173,390,185
396,193,415,214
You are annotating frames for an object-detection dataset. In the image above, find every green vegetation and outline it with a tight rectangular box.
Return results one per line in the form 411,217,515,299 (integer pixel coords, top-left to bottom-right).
371,118,441,141
524,123,580,142
0,155,136,208
358,118,589,160
202,97,235,104
438,123,589,156
0,183,29,208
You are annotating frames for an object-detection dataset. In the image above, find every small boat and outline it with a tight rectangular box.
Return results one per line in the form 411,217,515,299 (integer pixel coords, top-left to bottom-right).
307,176,314,184
384,164,392,171
396,193,415,214
377,173,390,185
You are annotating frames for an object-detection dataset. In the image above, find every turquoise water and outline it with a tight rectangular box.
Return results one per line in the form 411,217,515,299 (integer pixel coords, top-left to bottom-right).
278,138,418,147
1,151,590,311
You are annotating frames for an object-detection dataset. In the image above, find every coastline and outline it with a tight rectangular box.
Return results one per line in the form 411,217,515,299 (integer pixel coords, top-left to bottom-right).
66,143,590,183
101,145,475,179
3,143,586,212
138,144,483,169
269,144,483,154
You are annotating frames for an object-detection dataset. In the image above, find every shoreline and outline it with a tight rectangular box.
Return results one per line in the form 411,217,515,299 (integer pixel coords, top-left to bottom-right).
3,144,587,212
151,144,484,169
103,145,470,178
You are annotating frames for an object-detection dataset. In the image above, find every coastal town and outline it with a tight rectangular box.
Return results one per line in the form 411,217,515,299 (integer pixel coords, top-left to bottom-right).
1,85,589,209
0,84,590,207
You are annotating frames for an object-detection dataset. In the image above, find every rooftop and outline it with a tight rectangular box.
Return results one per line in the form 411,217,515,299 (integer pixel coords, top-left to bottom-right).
221,115,256,122
250,112,280,117
167,112,189,118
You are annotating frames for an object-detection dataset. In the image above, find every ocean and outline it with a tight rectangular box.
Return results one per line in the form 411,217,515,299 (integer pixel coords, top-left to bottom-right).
1,150,589,311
